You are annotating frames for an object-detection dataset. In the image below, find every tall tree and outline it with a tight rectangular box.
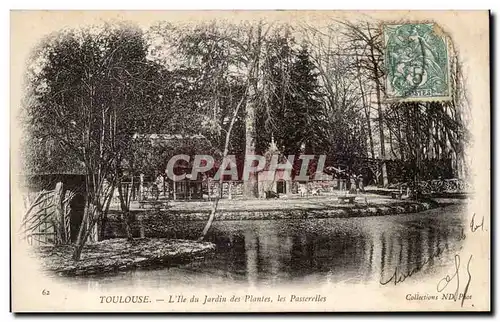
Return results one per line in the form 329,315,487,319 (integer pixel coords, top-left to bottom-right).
22,22,157,260
301,23,371,170
340,21,389,186
151,20,297,197
258,44,326,157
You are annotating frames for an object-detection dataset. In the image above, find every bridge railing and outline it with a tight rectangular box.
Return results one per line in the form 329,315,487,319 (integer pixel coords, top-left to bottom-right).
401,178,473,194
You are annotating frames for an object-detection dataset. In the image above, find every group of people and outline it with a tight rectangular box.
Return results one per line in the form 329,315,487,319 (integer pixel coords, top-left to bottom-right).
345,173,365,193
326,166,366,194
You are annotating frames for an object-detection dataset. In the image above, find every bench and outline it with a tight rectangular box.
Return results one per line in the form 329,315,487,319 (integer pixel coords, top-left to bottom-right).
338,195,356,204
138,200,170,209
265,191,279,199
311,189,320,196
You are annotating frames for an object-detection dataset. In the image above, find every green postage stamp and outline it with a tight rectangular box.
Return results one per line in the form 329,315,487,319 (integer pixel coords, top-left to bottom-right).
384,23,451,101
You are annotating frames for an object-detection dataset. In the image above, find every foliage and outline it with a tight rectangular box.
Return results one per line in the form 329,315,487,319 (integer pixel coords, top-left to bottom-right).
20,18,472,248
22,22,163,259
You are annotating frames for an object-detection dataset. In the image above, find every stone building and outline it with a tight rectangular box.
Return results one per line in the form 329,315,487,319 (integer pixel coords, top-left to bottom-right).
257,137,293,198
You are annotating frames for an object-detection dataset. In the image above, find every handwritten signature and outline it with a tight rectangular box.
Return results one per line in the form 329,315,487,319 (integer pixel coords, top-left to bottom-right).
458,227,467,241
379,246,445,286
470,213,484,233
437,254,473,307
380,214,480,307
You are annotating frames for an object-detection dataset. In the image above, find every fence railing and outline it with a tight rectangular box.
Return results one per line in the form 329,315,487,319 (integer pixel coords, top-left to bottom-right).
417,178,472,194
20,184,75,246
116,178,358,203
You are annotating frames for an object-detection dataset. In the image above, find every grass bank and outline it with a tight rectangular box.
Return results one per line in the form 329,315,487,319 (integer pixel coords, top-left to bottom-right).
32,238,215,276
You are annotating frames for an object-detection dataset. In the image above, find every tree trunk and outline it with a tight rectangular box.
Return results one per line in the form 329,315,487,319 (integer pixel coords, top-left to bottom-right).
388,129,397,159
370,50,388,187
199,88,248,240
72,202,91,261
198,198,220,240
365,108,375,160
396,109,406,160
243,81,258,198
356,56,375,159
243,25,263,199
117,178,133,241
53,182,66,244
72,176,113,260
99,211,107,242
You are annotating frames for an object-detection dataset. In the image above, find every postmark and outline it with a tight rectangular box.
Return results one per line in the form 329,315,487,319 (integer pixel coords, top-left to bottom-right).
383,23,451,101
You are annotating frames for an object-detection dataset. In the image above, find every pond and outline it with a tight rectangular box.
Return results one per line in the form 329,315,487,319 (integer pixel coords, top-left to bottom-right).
66,203,467,290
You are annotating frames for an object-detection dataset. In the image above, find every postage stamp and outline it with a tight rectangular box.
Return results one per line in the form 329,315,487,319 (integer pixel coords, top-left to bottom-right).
384,23,451,101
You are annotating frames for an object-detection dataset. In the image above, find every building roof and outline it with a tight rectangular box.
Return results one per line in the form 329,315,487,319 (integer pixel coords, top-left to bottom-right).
132,133,207,141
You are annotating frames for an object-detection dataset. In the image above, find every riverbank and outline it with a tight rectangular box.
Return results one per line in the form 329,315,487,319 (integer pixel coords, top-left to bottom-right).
33,238,216,276
103,195,463,239
32,196,464,277
60,202,468,290
142,199,440,221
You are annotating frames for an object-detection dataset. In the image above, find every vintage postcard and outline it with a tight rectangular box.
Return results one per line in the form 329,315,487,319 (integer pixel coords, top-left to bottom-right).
10,10,490,312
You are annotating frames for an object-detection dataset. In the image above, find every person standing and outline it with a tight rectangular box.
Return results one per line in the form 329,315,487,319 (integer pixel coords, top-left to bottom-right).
350,174,356,194
358,174,365,192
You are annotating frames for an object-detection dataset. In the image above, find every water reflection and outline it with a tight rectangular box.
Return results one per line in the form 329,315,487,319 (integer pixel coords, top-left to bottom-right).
197,206,464,287
66,204,466,290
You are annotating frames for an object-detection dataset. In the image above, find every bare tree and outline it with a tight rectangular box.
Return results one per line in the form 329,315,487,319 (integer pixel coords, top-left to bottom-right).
339,20,389,186
301,23,372,163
